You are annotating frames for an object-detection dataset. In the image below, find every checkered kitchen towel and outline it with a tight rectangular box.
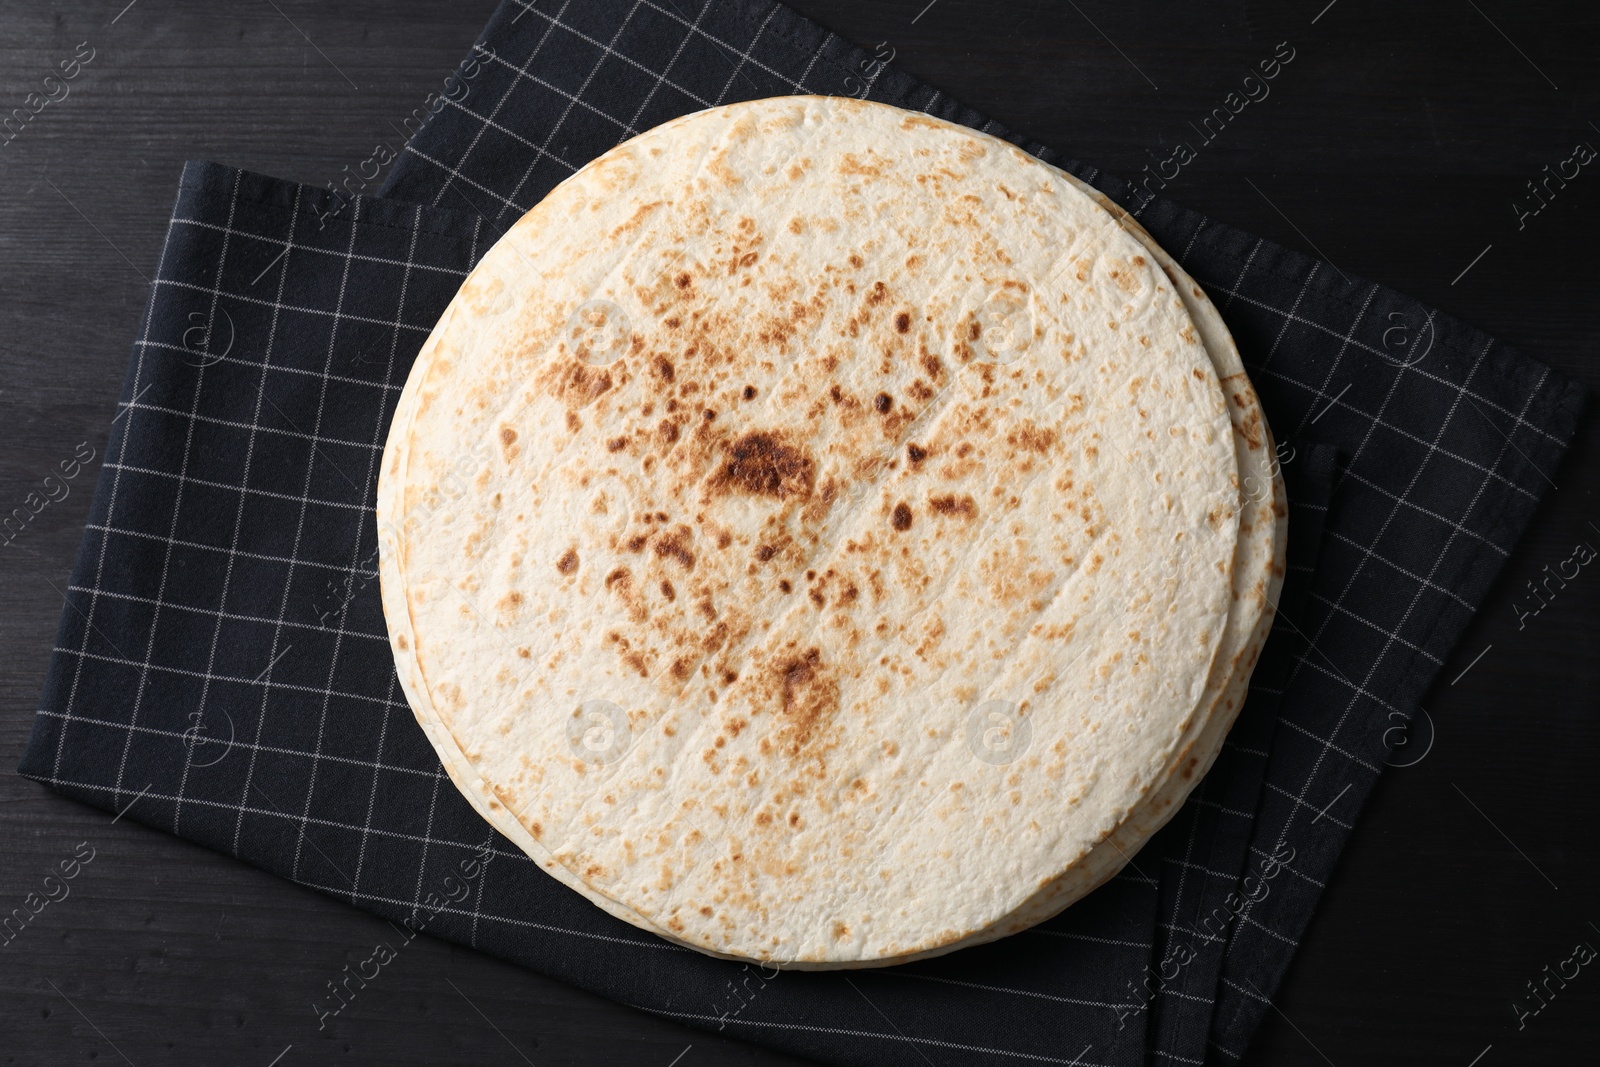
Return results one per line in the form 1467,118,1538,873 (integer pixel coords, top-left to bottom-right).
21,2,1584,1065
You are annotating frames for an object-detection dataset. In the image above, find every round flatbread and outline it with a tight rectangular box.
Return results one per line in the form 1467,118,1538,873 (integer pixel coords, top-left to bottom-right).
387,217,1283,967
378,96,1242,966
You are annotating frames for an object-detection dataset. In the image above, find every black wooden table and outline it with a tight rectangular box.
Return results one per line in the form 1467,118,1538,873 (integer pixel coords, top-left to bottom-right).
2,2,1595,1064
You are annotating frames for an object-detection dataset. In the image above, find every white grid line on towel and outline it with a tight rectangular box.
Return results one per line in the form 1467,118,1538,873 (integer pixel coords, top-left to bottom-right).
36,710,453,784
496,0,650,220
1200,275,1566,446
103,407,385,454
117,170,246,823
437,0,579,208
65,585,387,645
1250,364,1539,507
151,277,434,335
170,215,471,278
236,190,351,858
509,0,718,109
136,338,407,394
85,523,380,577
294,203,417,888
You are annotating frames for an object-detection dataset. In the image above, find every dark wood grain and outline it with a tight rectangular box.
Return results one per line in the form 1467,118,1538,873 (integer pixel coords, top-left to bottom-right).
1,2,1594,1065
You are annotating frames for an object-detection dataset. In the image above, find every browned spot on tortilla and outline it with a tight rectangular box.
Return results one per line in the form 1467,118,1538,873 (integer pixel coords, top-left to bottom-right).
743,384,757,400
906,443,928,468
675,272,692,289
606,435,629,452
654,526,696,570
894,311,911,333
929,493,978,520
395,633,408,650
499,426,517,448
773,648,838,754
1010,424,1056,454
866,281,887,306
1234,403,1265,450
556,548,579,575
654,357,675,382
605,567,631,590
891,502,913,530
560,364,612,406
839,152,881,177
873,392,893,414
921,353,943,380
755,544,776,562
702,620,729,652
658,418,680,446
712,431,815,499
661,580,676,600
778,579,792,593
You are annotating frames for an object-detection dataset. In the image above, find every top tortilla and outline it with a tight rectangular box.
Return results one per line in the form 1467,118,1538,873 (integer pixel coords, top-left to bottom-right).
378,96,1241,965
384,149,1287,970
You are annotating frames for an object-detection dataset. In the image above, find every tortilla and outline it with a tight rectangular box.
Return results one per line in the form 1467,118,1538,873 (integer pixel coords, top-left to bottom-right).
378,96,1242,966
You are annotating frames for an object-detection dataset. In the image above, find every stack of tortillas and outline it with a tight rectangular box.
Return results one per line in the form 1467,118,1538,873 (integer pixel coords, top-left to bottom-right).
377,96,1286,969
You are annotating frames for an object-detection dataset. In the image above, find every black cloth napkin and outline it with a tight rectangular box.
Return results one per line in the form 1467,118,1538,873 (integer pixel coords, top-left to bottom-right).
20,2,1583,1065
